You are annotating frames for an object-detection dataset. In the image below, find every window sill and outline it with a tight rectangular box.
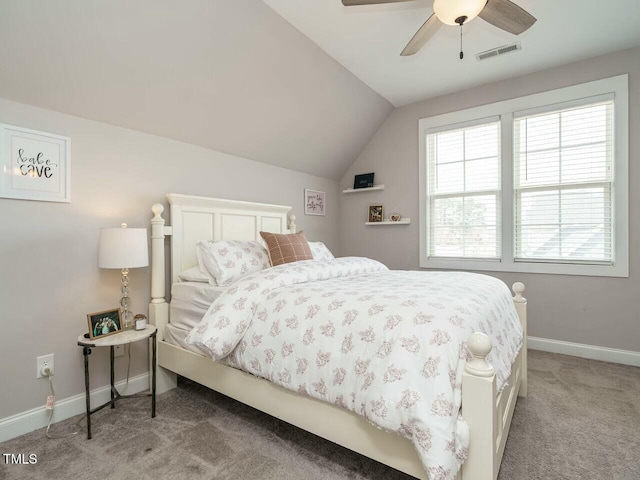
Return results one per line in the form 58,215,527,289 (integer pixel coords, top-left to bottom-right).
419,258,628,278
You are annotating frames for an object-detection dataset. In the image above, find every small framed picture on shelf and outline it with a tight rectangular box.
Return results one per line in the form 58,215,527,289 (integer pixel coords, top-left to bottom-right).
354,172,374,189
87,308,122,339
368,205,383,223
305,189,326,216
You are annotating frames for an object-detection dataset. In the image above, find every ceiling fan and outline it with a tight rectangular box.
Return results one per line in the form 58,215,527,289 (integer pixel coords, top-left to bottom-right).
342,0,536,57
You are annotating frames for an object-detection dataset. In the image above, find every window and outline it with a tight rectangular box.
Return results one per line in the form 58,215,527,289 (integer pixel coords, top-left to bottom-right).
418,75,628,277
514,101,613,264
426,120,501,259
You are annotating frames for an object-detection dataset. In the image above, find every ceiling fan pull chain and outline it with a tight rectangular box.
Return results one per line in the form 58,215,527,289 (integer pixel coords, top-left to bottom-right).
454,15,468,60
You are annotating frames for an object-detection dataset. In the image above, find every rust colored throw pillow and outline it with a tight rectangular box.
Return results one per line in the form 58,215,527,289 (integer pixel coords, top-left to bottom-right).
260,231,313,266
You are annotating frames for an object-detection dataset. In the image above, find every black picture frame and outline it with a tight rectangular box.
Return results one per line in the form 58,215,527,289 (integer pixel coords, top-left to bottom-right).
354,173,375,189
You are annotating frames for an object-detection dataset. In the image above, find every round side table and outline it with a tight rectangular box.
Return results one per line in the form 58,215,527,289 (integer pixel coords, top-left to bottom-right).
77,325,157,439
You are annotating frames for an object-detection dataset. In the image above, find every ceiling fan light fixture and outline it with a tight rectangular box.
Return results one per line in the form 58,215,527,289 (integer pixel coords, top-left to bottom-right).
433,0,486,26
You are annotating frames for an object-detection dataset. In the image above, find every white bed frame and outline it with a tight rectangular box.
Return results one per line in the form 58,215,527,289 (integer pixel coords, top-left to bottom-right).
148,193,528,480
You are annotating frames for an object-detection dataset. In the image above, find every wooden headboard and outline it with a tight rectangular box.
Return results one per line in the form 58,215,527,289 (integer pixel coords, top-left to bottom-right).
149,193,296,337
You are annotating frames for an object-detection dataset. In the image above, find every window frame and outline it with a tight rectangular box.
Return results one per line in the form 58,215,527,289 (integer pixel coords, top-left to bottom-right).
418,75,628,277
425,116,503,260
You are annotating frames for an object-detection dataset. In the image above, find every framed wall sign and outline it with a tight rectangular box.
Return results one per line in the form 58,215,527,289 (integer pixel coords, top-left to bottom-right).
354,172,374,189
304,189,325,216
0,124,71,203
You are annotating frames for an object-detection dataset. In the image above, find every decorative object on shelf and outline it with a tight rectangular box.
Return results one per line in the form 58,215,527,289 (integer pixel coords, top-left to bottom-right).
87,308,122,339
353,172,375,189
304,189,325,216
98,224,149,330
134,314,148,331
0,123,71,203
368,205,383,223
390,213,402,222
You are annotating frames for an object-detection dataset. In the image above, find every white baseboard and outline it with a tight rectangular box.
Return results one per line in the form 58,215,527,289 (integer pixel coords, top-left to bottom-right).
528,336,640,367
0,373,150,444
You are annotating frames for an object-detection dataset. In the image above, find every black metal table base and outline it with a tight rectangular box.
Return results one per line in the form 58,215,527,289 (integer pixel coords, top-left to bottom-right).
80,330,157,439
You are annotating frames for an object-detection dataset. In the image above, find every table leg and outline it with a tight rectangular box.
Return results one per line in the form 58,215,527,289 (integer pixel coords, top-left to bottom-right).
151,331,156,418
110,345,115,409
83,346,92,440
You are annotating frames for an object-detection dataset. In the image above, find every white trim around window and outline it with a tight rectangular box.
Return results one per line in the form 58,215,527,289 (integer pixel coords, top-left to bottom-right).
418,75,629,277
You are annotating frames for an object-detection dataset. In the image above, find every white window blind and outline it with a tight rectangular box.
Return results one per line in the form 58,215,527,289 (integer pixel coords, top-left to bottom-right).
426,120,501,259
514,100,614,264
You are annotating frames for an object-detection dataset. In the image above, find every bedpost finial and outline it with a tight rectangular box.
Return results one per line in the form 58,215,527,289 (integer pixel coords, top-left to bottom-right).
465,332,494,377
468,332,492,357
152,203,164,215
512,282,526,303
152,203,165,221
288,214,297,232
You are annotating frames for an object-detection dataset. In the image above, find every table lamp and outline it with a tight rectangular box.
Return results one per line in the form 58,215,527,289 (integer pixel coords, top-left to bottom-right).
98,223,149,330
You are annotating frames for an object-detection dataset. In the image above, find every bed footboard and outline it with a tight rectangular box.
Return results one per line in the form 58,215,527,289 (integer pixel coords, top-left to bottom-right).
461,283,527,480
512,282,527,398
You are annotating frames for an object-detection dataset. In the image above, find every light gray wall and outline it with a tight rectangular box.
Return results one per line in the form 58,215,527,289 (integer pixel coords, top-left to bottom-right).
0,0,393,180
0,98,340,419
340,47,640,353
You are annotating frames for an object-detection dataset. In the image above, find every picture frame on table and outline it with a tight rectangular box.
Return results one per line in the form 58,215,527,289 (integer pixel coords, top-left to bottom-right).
368,205,383,223
87,308,122,340
0,123,71,203
304,189,326,216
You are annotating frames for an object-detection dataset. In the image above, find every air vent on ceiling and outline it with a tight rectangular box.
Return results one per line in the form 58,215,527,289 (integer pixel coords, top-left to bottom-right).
476,42,521,61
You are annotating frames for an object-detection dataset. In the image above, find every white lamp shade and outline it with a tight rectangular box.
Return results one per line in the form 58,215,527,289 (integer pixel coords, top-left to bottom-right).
98,226,149,269
433,0,486,25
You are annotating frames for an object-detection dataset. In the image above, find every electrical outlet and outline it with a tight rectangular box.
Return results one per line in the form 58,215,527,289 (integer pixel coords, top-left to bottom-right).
114,345,124,357
36,354,54,378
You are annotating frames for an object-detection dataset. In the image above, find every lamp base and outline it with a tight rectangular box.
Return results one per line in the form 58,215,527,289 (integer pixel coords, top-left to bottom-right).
122,311,135,331
120,268,134,331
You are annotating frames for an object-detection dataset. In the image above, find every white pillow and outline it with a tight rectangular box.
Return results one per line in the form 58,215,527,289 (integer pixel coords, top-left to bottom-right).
308,241,335,261
177,266,211,284
196,240,271,287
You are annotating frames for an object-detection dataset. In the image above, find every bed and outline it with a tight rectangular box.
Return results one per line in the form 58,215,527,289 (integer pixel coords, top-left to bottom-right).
148,193,528,480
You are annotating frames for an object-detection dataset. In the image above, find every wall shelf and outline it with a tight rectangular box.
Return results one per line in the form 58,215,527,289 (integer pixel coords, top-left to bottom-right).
342,185,385,194
365,218,411,226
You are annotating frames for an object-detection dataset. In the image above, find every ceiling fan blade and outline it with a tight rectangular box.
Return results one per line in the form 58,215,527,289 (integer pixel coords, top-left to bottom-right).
400,13,442,56
479,0,536,35
342,0,416,5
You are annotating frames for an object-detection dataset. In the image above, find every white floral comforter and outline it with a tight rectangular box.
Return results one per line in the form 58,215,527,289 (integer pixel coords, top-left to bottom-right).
186,257,522,480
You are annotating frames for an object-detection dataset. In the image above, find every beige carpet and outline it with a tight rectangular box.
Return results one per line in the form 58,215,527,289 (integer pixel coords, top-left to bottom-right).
1,350,639,480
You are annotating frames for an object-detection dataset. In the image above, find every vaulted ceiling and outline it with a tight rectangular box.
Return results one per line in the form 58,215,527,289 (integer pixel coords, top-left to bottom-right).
3,1,639,181
0,0,393,180
263,0,640,106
